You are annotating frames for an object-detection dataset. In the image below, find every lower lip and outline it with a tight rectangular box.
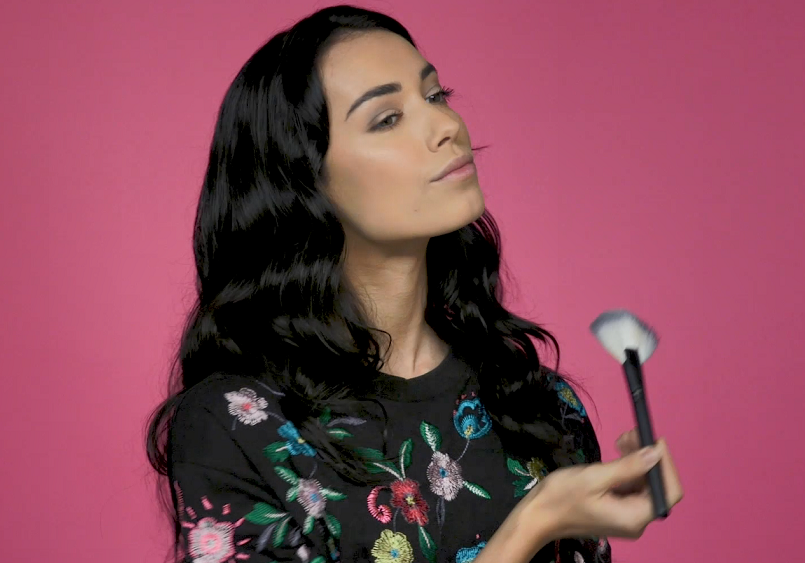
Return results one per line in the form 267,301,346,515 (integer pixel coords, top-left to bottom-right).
436,162,476,182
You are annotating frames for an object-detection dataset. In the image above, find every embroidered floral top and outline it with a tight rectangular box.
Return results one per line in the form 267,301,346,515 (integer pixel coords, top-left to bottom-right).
169,350,611,563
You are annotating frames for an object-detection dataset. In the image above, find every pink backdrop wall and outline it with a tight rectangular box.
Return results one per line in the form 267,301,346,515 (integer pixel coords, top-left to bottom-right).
1,0,803,561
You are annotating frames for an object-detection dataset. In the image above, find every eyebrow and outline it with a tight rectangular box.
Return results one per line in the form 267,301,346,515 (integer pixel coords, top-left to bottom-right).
345,62,437,121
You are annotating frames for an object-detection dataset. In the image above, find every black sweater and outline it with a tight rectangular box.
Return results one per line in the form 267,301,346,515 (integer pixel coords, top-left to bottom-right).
168,350,611,563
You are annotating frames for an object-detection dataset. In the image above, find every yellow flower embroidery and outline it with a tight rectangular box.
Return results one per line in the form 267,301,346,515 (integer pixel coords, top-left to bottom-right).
507,457,550,497
526,458,547,479
371,529,414,563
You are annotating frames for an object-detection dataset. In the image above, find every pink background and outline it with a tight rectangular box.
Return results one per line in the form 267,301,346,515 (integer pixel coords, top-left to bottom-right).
1,0,803,561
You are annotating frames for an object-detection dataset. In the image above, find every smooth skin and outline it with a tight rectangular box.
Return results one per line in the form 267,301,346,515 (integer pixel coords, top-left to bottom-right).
475,433,684,562
317,30,684,560
319,30,483,378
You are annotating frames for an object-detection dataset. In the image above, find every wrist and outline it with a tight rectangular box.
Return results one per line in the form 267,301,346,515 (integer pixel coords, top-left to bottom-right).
522,485,560,549
474,490,556,563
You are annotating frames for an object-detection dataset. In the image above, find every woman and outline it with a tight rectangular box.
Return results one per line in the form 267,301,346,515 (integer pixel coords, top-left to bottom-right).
146,5,683,563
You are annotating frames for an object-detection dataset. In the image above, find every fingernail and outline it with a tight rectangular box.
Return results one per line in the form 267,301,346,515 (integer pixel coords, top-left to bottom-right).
641,446,661,467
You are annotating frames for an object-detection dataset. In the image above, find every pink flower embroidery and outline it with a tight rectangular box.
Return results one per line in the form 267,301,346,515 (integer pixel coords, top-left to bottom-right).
175,482,251,562
297,478,327,518
426,451,464,501
188,517,236,563
224,388,268,426
367,486,392,524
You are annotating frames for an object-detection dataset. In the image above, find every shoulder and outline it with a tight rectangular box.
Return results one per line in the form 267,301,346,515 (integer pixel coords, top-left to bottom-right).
170,373,286,465
174,372,283,422
538,366,591,417
541,366,602,463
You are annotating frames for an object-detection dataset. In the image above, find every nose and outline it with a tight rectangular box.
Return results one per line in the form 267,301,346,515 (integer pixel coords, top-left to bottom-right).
426,105,461,152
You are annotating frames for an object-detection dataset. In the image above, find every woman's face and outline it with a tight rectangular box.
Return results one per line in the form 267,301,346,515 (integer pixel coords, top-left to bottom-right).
319,30,484,246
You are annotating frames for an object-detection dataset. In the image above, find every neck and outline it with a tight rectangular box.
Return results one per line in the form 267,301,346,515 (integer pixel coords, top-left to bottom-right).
343,236,448,380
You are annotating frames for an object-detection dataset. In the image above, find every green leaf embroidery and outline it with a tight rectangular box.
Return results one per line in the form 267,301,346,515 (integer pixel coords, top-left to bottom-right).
418,525,437,562
303,515,315,535
273,516,291,548
575,448,586,462
356,448,403,479
354,447,384,460
321,487,347,501
399,438,413,470
506,458,529,476
319,407,332,425
311,558,327,563
264,442,290,462
368,461,403,480
463,481,491,499
325,513,342,538
285,485,299,503
274,466,299,486
327,428,352,440
420,421,442,452
244,502,287,525
513,476,533,498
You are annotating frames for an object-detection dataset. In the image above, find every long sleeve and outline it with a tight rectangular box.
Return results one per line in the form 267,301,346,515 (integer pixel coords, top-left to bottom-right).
168,377,336,563
164,361,614,563
552,378,613,563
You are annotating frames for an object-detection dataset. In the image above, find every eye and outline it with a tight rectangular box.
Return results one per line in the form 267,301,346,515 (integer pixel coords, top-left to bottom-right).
427,86,455,104
371,111,401,132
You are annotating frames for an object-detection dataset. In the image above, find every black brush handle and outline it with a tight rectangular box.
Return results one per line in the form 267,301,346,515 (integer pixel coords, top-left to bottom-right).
623,349,669,519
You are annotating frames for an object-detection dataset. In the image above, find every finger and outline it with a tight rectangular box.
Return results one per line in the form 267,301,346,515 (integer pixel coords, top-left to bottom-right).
616,428,641,455
599,488,655,537
612,474,648,496
612,481,644,496
600,445,662,490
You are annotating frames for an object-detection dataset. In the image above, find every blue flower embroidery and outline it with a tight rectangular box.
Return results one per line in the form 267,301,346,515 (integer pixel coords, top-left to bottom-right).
555,381,587,417
453,397,492,440
456,541,487,563
277,421,316,457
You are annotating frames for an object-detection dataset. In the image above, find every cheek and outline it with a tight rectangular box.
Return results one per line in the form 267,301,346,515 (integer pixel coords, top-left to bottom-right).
327,147,424,239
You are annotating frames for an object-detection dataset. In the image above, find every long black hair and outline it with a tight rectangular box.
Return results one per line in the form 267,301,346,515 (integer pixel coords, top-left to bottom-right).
146,4,602,562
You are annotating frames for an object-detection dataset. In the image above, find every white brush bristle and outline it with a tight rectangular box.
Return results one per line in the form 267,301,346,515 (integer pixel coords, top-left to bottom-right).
590,309,659,364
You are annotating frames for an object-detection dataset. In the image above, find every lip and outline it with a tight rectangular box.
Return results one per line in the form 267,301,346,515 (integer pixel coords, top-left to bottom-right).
431,154,475,182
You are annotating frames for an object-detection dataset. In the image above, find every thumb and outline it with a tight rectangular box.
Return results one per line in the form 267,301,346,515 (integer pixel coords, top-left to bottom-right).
601,445,661,489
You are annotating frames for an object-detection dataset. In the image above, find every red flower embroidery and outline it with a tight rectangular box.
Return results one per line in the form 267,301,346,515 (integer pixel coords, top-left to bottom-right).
389,479,429,525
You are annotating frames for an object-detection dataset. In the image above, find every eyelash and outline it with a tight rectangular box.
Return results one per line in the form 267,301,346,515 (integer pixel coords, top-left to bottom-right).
371,86,456,132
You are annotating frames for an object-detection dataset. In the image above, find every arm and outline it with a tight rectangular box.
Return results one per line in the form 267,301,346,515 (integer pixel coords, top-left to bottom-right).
475,377,613,563
168,380,334,563
471,489,555,563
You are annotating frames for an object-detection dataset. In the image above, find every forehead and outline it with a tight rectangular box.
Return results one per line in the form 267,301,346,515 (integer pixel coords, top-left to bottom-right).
319,30,429,107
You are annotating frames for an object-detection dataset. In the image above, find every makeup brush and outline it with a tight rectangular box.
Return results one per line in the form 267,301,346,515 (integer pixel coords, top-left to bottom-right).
590,309,669,519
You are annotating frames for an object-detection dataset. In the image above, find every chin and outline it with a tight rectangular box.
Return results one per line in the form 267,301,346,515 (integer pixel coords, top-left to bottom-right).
434,188,486,236
461,183,486,222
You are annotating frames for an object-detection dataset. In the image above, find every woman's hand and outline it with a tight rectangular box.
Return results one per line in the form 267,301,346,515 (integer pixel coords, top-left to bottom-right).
473,430,683,563
525,430,684,542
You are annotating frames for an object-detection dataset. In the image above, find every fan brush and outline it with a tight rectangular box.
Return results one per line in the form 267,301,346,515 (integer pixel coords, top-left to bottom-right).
590,309,669,519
